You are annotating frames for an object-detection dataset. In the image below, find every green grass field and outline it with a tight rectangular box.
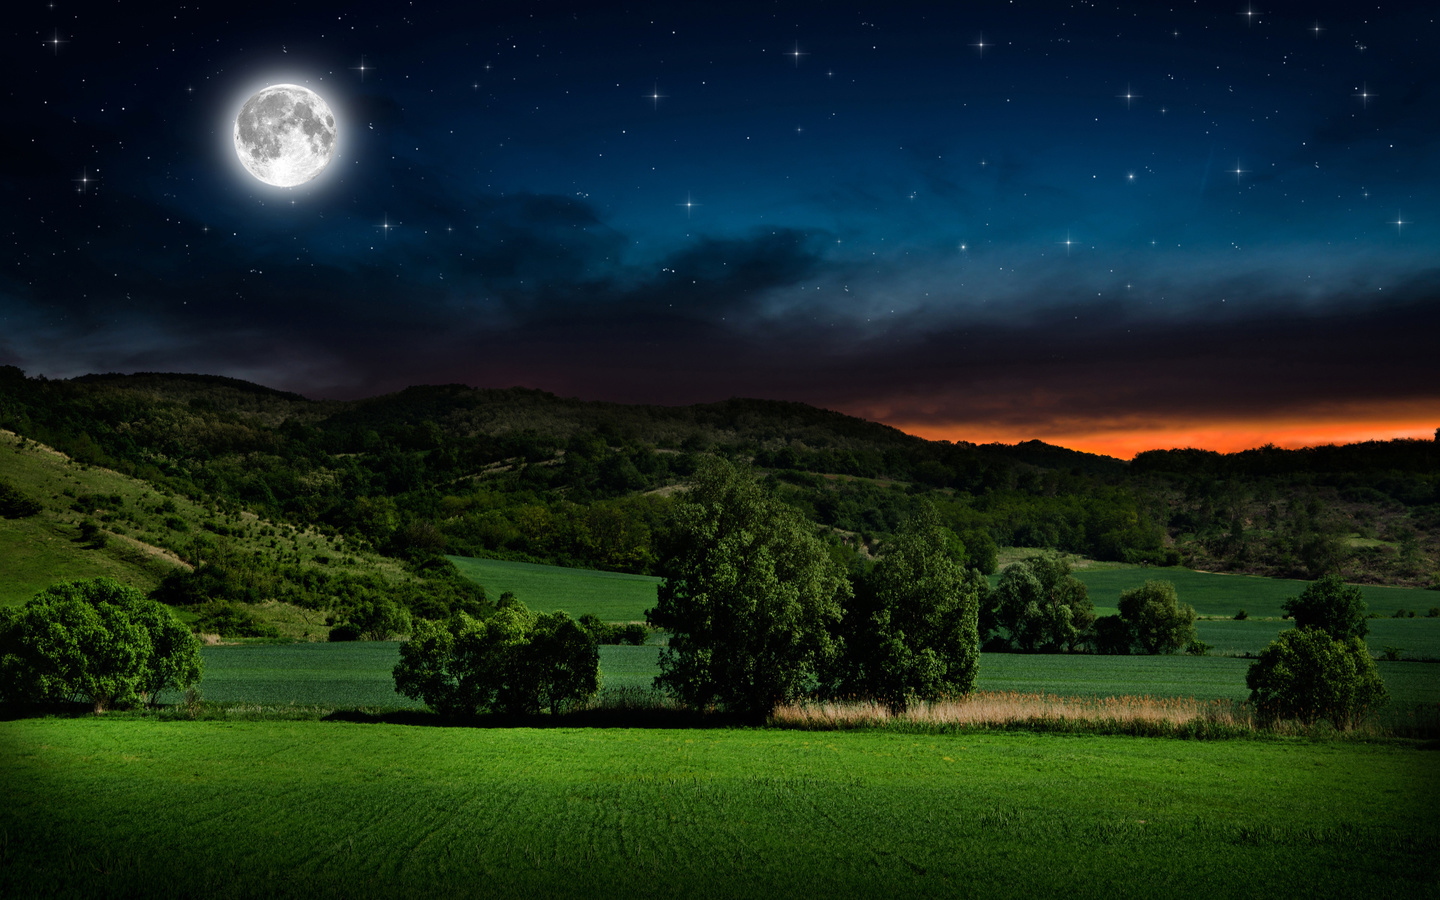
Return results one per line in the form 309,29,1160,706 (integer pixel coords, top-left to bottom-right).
1068,565,1434,618
2,718,1435,899
448,555,660,621
163,642,1440,711
1195,617,1440,659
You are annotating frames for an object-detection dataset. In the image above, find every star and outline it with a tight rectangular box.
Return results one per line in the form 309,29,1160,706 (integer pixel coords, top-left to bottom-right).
1238,5,1260,26
677,193,699,218
788,42,807,68
72,169,93,194
971,33,989,57
1310,21,1323,38
1116,84,1141,109
1229,160,1249,183
1391,211,1408,235
47,29,67,55
375,214,395,239
645,82,666,110
1353,83,1374,109
1057,231,1077,256
351,55,372,82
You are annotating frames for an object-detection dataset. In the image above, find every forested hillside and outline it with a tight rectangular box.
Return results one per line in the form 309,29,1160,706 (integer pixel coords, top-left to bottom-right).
1,367,1435,620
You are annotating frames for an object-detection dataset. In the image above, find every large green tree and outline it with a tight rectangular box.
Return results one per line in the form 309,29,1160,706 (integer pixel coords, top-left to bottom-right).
834,504,983,711
647,458,850,721
0,578,202,712
392,597,599,716
1281,575,1369,641
1117,580,1196,654
987,556,1095,652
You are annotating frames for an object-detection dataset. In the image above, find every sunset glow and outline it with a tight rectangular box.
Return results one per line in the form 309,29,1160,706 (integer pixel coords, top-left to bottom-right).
899,416,1439,460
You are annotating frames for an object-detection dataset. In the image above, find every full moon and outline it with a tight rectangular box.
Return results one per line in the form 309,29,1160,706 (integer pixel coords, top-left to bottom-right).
233,85,337,187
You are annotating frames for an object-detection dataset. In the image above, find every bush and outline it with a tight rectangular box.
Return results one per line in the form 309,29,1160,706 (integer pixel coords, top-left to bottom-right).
335,598,412,640
1428,607,1440,618
328,623,362,642
1185,639,1211,656
1090,615,1132,655
393,599,599,716
1246,630,1388,729
1234,609,1248,620
1392,608,1410,619
1282,576,1368,640
578,613,616,644
0,478,43,518
616,623,648,645
0,577,202,711
194,604,280,638
1117,580,1196,654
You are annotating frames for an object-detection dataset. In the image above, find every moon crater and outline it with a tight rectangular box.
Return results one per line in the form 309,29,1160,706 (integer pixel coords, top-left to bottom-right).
233,85,337,187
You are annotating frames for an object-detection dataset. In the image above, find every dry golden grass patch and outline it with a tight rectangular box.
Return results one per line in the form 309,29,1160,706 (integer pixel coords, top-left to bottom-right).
774,691,1255,733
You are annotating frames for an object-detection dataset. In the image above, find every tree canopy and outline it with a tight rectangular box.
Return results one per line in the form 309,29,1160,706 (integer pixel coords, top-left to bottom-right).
647,458,849,721
832,503,983,710
1117,580,1196,655
392,596,598,716
0,577,202,712
987,556,1095,652
1281,575,1369,641
1246,629,1387,729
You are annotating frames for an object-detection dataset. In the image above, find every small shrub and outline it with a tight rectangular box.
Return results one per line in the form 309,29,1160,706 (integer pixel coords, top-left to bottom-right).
617,623,648,645
195,604,280,639
1428,607,1440,618
0,478,43,518
1185,639,1212,656
578,613,615,644
1392,608,1410,619
1234,609,1248,620
328,623,362,642
1380,646,1403,662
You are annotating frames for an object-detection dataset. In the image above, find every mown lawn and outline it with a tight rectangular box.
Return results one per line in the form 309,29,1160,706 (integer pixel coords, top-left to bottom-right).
1,718,1434,899
447,555,660,621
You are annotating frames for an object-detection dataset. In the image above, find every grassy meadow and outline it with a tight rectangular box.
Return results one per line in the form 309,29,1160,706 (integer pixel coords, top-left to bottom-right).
1064,563,1434,618
447,555,660,621
2,717,1436,899
162,641,1440,712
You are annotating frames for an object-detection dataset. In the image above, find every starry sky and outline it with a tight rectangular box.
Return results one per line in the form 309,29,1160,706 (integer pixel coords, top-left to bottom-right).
4,1,1436,457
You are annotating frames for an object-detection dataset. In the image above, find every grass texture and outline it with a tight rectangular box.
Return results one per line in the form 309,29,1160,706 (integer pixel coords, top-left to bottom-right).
163,642,1440,712
1068,565,1433,618
447,554,660,621
1,717,1435,899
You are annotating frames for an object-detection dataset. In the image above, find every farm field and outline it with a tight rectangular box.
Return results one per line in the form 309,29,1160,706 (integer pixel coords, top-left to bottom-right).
447,555,660,621
1067,565,1434,618
445,552,1439,628
1195,617,1440,659
2,717,1435,899
164,642,1440,710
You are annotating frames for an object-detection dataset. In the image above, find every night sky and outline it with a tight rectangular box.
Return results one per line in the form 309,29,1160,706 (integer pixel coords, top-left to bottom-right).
4,1,1436,457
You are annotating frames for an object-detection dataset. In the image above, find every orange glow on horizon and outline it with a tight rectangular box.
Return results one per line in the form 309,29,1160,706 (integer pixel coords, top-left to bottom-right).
896,418,1439,460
